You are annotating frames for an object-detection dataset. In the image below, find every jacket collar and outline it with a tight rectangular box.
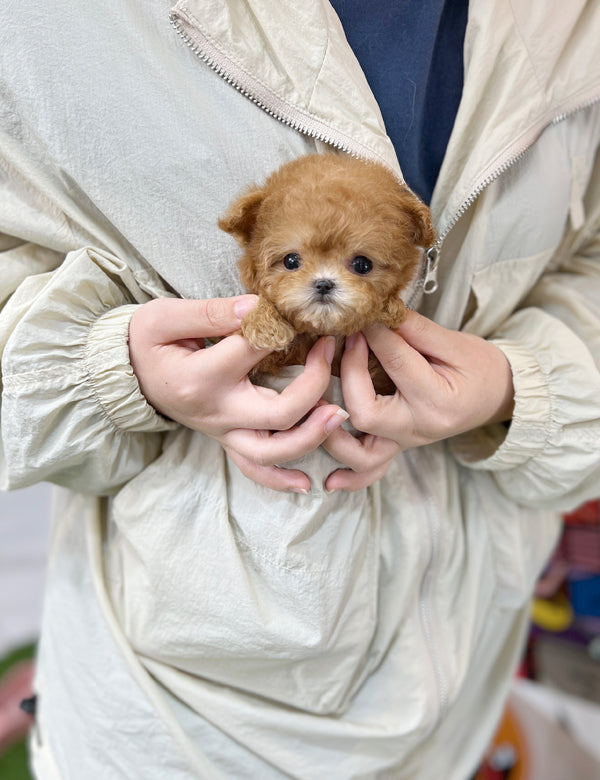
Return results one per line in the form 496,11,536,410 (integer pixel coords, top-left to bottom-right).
432,0,600,235
172,0,600,236
170,0,401,175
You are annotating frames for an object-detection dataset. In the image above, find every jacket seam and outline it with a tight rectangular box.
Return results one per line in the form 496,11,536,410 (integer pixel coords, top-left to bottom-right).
1,350,124,434
2,366,76,383
507,0,545,96
307,12,330,111
179,6,307,112
172,5,388,164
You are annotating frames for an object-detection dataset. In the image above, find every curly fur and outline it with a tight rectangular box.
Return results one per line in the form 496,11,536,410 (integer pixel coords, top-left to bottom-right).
219,153,436,394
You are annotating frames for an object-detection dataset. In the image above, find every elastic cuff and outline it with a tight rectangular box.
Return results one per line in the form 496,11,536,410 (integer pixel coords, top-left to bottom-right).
450,339,552,470
85,305,177,433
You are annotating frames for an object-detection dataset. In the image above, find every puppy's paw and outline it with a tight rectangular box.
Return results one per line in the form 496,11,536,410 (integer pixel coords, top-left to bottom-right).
242,311,296,351
380,298,407,330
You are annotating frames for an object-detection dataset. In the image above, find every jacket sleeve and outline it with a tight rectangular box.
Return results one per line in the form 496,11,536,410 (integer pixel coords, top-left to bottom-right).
0,240,177,495
450,195,600,511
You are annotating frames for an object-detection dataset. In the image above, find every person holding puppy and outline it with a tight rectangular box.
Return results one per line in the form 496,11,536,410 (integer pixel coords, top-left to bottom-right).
1,1,599,778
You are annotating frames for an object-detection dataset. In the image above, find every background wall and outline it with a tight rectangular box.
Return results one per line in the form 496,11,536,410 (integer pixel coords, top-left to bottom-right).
0,484,51,658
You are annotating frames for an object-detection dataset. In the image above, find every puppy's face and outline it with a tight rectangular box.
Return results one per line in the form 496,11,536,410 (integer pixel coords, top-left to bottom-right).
219,154,435,335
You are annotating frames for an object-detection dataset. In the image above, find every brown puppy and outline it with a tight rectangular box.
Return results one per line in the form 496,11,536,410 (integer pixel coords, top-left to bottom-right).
219,153,435,394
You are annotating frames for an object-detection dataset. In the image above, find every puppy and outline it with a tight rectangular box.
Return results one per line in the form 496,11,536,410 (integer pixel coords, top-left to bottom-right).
219,153,435,394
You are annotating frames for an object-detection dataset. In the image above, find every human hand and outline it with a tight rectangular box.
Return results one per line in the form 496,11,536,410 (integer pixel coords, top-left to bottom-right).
323,310,515,492
129,296,348,493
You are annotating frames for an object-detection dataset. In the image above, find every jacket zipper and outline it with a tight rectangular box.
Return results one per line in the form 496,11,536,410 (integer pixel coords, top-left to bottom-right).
169,10,438,305
423,92,600,296
170,11,358,156
171,10,600,303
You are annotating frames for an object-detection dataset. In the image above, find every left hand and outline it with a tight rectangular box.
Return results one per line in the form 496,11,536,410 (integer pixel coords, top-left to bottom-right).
323,310,515,492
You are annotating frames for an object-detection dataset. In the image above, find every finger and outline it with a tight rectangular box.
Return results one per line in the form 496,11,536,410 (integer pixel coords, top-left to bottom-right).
272,336,336,418
200,332,273,383
140,294,259,343
361,323,435,397
223,337,336,430
339,334,406,438
392,309,464,363
324,460,393,493
339,333,378,401
321,427,400,472
222,403,349,465
225,448,312,494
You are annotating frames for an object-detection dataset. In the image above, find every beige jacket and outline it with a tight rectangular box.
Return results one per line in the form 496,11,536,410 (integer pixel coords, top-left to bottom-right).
1,1,600,778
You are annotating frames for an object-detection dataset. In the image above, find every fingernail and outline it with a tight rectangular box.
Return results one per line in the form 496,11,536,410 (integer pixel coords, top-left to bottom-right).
290,486,310,495
324,336,336,365
325,408,350,433
346,333,358,350
324,485,338,494
234,296,258,320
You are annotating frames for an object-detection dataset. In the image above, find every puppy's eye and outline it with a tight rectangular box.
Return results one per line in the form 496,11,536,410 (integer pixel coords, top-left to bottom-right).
283,253,302,270
351,255,373,275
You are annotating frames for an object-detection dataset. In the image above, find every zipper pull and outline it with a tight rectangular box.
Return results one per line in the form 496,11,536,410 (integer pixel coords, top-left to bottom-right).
423,246,439,294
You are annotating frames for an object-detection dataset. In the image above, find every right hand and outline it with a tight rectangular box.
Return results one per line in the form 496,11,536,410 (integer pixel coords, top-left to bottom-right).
128,295,347,493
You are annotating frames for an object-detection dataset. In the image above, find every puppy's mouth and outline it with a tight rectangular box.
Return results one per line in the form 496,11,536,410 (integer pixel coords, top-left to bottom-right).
289,282,357,334
307,278,343,313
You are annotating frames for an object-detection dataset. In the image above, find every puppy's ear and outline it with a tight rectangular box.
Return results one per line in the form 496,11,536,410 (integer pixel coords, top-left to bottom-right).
400,189,436,248
218,187,265,246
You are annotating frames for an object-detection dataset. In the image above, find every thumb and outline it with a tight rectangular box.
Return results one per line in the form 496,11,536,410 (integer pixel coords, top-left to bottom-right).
394,309,463,362
137,295,259,343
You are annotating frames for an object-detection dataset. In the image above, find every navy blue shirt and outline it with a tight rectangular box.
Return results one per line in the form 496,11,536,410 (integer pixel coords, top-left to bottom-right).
330,0,468,204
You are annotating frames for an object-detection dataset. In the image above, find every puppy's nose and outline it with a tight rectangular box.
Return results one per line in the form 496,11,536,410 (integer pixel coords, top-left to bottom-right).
314,278,336,296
